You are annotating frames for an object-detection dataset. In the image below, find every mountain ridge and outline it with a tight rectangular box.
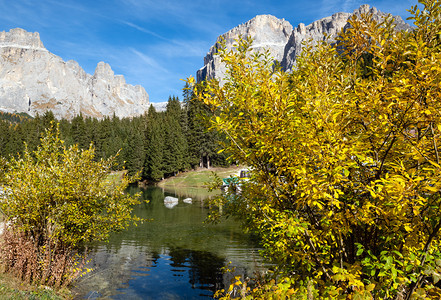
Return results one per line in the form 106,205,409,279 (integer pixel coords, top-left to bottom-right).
0,6,413,120
0,28,149,120
197,4,413,82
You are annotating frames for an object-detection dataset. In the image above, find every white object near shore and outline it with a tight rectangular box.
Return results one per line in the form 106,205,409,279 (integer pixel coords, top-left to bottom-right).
164,196,179,209
183,198,192,204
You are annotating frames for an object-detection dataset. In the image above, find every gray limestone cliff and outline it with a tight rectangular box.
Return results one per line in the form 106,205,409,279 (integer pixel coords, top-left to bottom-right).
197,5,412,82
281,5,412,71
196,15,293,82
0,28,149,119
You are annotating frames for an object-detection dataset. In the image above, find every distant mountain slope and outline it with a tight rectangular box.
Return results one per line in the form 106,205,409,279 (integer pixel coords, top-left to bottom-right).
0,28,149,120
0,111,32,124
151,101,168,112
197,4,412,82
196,14,292,82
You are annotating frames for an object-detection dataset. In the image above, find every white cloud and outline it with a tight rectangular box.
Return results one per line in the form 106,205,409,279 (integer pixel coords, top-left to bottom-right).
130,49,170,74
122,21,168,41
153,39,211,58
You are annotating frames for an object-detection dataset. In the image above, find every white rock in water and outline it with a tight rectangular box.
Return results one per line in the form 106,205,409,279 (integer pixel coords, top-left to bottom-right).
183,198,192,204
164,196,179,209
164,196,178,204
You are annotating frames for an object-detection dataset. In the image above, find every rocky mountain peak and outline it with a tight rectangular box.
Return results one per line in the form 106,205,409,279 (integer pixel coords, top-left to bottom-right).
0,28,149,120
197,14,293,82
356,4,377,14
231,14,293,45
350,4,409,31
94,61,114,78
0,28,45,50
282,5,412,71
197,5,413,81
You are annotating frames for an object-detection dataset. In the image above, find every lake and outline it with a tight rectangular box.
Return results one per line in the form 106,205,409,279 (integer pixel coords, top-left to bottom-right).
72,185,266,299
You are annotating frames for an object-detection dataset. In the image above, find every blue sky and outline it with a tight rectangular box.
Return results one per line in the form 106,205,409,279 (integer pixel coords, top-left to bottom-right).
0,0,418,103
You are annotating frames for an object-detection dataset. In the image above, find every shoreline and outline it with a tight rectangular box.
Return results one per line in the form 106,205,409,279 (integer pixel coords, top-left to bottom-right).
156,165,242,189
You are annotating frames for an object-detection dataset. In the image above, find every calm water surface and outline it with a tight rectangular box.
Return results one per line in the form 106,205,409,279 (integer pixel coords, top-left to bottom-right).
73,186,266,299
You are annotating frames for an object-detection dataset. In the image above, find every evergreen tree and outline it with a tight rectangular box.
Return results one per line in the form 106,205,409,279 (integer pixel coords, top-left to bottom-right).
5,125,25,157
125,117,145,176
163,96,189,175
0,120,11,157
58,118,73,146
184,87,227,168
41,111,55,129
71,114,89,149
19,119,40,153
0,91,229,178
143,105,165,181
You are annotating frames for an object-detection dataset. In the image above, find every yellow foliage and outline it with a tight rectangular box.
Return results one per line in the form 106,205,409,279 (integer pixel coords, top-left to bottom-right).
191,0,441,298
0,123,140,286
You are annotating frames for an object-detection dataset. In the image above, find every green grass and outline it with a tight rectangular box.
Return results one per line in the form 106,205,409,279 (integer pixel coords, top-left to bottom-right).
158,166,243,189
156,166,244,200
0,272,69,300
104,170,127,186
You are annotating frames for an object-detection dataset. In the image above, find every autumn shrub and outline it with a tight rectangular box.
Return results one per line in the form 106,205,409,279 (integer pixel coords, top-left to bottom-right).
0,124,140,287
0,227,87,288
191,0,441,298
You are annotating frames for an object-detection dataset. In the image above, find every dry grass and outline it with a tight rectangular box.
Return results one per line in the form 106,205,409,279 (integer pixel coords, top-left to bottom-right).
0,227,87,290
0,227,74,299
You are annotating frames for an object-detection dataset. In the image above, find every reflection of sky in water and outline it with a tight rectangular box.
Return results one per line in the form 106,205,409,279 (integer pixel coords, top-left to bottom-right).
112,250,223,300
72,186,267,299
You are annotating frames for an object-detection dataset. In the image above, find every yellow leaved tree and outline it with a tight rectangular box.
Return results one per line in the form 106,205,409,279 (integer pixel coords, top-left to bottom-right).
0,124,140,287
189,0,441,298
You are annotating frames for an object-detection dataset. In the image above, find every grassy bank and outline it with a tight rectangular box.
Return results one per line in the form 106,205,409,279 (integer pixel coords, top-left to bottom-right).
107,166,243,189
0,272,69,300
157,165,243,189
105,170,127,185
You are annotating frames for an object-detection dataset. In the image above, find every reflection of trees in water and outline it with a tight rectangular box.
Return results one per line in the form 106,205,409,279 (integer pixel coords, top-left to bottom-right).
166,247,257,297
146,186,166,207
72,186,265,299
127,185,165,211
73,243,156,299
168,247,225,293
162,188,216,202
74,245,256,299
128,185,216,211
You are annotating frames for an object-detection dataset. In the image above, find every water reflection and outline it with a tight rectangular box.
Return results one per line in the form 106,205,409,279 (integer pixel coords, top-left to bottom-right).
73,186,265,299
